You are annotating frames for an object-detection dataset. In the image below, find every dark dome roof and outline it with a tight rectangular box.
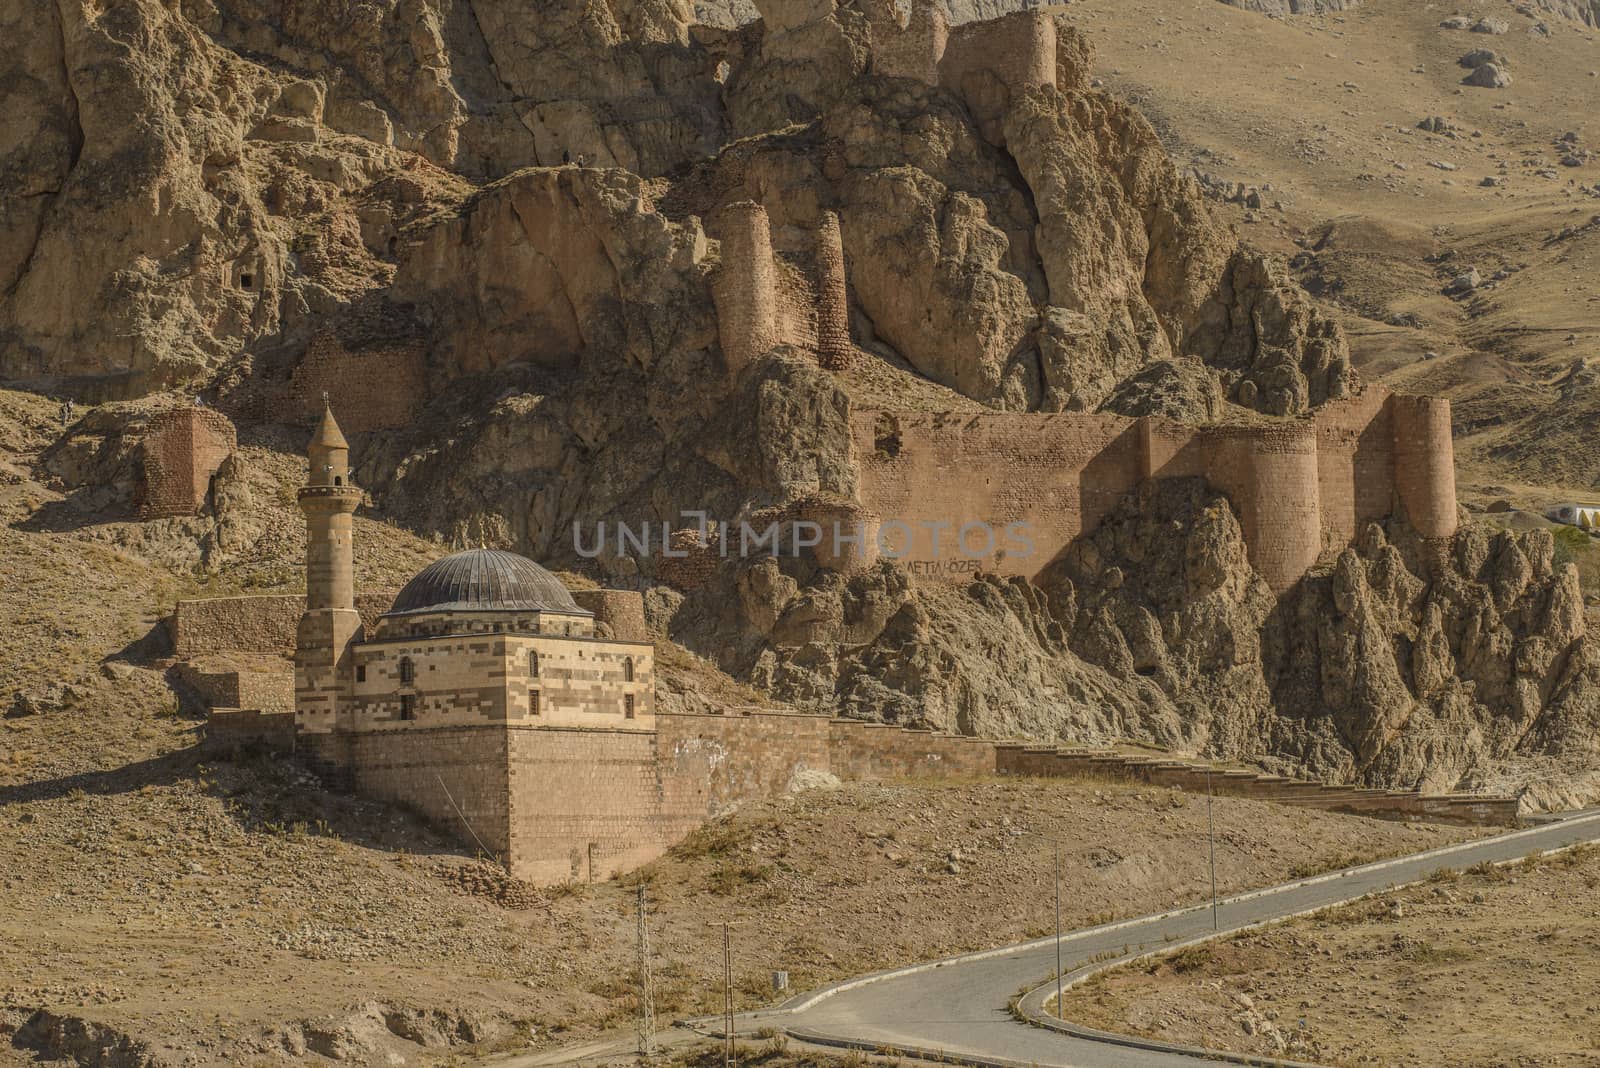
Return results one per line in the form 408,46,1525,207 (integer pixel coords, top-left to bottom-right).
386,549,589,617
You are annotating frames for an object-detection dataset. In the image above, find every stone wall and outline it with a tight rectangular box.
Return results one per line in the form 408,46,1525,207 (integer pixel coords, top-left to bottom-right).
139,408,237,519
570,589,651,642
1390,395,1458,539
290,333,428,433
815,211,853,371
507,725,662,883
344,725,514,858
939,10,1057,141
867,0,948,84
850,387,1457,593
494,710,1005,884
853,410,1144,581
711,201,779,376
174,661,295,713
205,708,297,750
171,591,398,658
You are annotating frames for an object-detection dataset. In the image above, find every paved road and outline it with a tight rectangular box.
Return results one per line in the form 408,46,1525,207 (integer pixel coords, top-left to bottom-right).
747,809,1600,1067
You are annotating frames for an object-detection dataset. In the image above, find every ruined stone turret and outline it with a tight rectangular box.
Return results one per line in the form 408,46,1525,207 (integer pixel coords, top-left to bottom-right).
711,201,779,378
815,211,853,372
1391,396,1458,540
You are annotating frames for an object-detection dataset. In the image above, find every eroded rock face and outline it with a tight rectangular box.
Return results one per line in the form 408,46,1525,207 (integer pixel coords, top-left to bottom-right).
664,477,1600,801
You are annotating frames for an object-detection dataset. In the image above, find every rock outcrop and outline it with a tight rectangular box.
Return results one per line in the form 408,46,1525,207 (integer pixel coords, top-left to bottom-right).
5,0,1592,805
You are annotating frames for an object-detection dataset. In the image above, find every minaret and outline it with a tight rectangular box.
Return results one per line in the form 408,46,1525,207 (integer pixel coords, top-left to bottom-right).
294,400,363,749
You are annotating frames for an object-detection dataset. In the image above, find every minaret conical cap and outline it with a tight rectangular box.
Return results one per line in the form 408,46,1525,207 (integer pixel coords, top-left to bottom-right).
310,402,348,451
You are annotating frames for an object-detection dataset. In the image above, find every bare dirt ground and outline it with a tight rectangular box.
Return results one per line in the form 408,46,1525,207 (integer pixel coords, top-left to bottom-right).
1067,0,1600,504
0,729,1475,1067
1062,844,1600,1067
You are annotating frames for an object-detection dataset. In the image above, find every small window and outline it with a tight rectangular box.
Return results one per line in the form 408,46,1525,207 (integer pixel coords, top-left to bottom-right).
623,656,635,683
334,476,342,486
399,693,417,721
624,694,635,720
529,650,540,678
239,271,254,290
399,656,415,685
493,622,504,633
530,690,541,716
355,664,366,683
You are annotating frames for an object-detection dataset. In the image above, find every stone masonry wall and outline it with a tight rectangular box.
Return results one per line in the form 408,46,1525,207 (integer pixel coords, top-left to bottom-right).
815,211,853,371
140,408,238,519
502,711,993,885
290,334,428,433
346,726,513,858
866,0,947,84
171,591,398,658
570,589,651,642
711,201,779,376
851,387,1455,592
918,10,1057,144
506,726,666,884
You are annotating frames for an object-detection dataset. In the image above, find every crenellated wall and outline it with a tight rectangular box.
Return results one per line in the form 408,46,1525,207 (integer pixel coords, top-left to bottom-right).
850,387,1457,593
139,407,237,519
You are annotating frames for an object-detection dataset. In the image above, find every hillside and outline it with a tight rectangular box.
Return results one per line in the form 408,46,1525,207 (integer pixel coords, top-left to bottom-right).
1063,844,1600,1065
0,755,1471,1066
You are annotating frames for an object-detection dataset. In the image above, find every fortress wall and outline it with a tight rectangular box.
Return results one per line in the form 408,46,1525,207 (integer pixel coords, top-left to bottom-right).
570,589,650,643
174,662,295,713
851,410,1145,580
507,726,662,883
172,591,398,658
828,720,996,780
1198,424,1323,594
815,211,853,371
140,408,237,519
1391,395,1458,539
774,254,820,354
291,334,428,433
1312,389,1397,547
941,10,1057,96
796,499,880,573
711,201,779,376
868,0,948,84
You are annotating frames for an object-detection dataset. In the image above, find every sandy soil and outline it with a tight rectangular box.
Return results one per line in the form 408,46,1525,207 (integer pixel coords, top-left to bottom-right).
1062,845,1600,1066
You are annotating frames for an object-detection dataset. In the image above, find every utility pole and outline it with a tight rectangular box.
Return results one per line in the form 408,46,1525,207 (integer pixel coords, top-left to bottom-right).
636,883,655,1057
1021,832,1066,1017
707,920,740,1068
1053,837,1064,1017
1207,764,1219,931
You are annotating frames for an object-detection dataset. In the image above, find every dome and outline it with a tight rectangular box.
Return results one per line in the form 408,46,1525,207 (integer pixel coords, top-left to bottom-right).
385,549,590,617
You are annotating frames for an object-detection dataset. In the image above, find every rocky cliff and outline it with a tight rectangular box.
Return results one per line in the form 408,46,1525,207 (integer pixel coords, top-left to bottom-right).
4,0,1595,804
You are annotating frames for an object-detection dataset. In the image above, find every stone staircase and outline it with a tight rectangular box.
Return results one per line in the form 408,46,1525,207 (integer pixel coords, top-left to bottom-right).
995,744,1521,827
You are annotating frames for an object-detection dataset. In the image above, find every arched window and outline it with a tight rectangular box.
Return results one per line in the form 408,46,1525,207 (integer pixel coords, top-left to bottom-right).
623,656,635,683
399,656,415,685
529,650,540,678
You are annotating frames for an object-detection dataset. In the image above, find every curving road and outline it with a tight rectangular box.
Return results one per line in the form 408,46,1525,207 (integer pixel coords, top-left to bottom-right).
720,809,1600,1068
